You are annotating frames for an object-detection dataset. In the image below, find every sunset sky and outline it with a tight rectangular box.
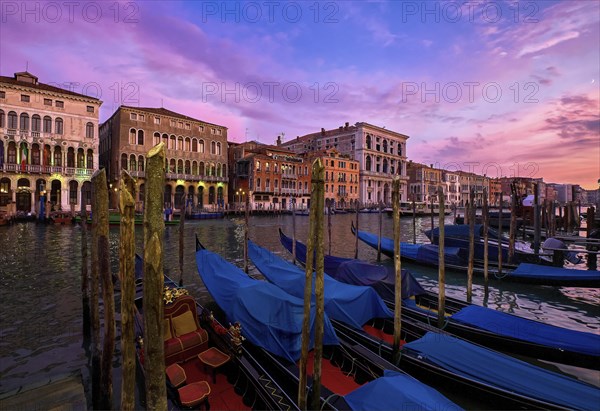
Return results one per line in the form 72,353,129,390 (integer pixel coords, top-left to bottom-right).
1,0,598,188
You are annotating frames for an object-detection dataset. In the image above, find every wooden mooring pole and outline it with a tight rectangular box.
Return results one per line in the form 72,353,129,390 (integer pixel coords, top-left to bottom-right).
119,171,136,411
508,184,517,264
143,144,167,411
392,177,403,363
81,207,90,340
587,207,597,271
95,169,115,410
430,197,434,231
467,188,475,303
377,202,383,262
327,203,332,256
292,202,297,264
437,186,446,328
354,201,359,259
90,176,101,410
497,192,503,277
178,193,185,286
298,159,325,410
412,196,417,244
482,188,489,291
244,193,249,274
534,183,541,256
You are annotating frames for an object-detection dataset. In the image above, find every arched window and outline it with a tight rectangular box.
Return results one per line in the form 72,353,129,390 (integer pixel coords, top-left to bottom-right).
129,128,136,145
366,134,372,150
383,158,388,173
398,143,403,157
87,149,94,169
192,161,198,175
153,132,160,146
211,163,216,176
53,146,62,166
211,141,216,154
199,140,204,153
365,155,372,171
86,122,94,138
67,147,75,167
383,140,388,153
7,142,17,163
0,110,4,128
216,163,222,177
222,164,227,178
162,133,168,147
177,159,183,174
43,116,52,133
121,153,128,170
69,181,79,205
137,129,144,145
55,118,63,135
138,155,144,171
31,144,40,165
185,137,191,151
169,159,176,173
178,136,183,150
216,142,221,155
192,138,198,152
130,154,137,171
8,111,18,129
185,160,191,174
77,149,85,168
31,115,41,132
170,135,176,150
199,162,205,175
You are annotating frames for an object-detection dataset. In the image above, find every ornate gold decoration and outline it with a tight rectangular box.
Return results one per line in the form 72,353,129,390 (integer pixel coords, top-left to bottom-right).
163,286,189,304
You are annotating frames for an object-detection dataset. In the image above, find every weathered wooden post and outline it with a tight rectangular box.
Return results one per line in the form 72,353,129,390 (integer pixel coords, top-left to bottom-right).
119,171,136,411
392,177,403,363
143,143,167,410
430,197,435,231
437,186,446,328
412,195,417,244
244,193,249,273
354,201,359,259
327,202,332,256
178,192,185,286
497,191,503,276
587,207,597,271
508,184,517,264
467,188,475,303
298,159,325,410
377,202,383,262
292,202,297,264
95,169,115,410
90,175,101,410
534,184,541,256
81,207,90,339
482,188,489,290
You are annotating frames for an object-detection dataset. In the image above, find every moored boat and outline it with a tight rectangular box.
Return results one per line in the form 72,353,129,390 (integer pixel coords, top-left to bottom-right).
253,236,600,410
279,229,600,370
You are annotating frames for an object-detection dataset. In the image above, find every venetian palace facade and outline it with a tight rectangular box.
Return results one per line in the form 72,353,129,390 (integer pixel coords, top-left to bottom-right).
0,72,101,214
99,106,228,211
279,122,409,205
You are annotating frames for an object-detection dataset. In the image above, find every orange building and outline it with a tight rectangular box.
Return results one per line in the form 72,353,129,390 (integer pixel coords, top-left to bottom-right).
306,149,359,209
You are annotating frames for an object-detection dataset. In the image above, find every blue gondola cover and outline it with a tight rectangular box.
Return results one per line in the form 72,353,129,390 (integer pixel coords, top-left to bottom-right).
248,241,393,329
196,248,339,362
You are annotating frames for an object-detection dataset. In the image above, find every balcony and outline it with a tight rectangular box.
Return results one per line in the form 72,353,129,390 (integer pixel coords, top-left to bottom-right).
0,163,94,176
281,172,296,179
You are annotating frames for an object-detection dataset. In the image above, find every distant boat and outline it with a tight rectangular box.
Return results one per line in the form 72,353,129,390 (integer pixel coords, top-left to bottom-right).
48,211,74,225
186,211,224,220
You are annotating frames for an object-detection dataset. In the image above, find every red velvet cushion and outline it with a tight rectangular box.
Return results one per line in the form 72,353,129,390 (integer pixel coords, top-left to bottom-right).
199,347,231,368
179,381,210,407
164,338,183,358
166,363,186,388
179,329,208,350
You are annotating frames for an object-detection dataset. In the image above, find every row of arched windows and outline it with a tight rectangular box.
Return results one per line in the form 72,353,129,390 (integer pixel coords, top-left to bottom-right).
365,133,404,156
119,153,227,178
0,110,94,138
0,141,94,168
151,131,223,155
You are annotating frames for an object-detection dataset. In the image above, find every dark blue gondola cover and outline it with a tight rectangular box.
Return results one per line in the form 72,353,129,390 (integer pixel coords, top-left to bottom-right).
248,241,393,330
425,224,500,240
196,248,339,362
451,305,600,357
510,263,600,282
344,370,462,411
404,332,600,410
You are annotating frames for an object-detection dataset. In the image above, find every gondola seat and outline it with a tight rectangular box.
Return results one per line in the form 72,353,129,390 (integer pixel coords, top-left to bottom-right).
166,363,211,409
164,295,209,365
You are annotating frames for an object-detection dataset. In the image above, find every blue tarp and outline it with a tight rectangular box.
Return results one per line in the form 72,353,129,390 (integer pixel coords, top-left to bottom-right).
404,332,600,410
451,305,600,357
279,230,428,301
196,248,339,362
510,263,600,283
355,228,467,266
425,224,501,241
344,370,462,411
248,241,393,330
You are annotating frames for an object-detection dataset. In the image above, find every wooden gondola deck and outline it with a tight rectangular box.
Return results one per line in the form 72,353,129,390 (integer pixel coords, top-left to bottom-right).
0,371,87,411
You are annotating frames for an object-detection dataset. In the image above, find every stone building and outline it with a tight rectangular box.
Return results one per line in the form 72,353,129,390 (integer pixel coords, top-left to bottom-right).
407,162,444,204
279,122,409,206
0,71,101,214
99,106,228,211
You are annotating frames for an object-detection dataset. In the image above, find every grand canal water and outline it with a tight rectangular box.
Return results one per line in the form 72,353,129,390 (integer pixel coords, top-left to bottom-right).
1,213,599,407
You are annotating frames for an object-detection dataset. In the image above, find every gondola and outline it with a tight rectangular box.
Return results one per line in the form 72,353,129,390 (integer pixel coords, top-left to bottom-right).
196,236,461,410
251,237,600,410
352,223,600,287
279,229,600,370
133,259,294,410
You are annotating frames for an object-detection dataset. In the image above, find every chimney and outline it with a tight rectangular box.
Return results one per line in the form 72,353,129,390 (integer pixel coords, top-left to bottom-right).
321,128,325,135
430,164,433,168
345,122,349,129
276,135,281,146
